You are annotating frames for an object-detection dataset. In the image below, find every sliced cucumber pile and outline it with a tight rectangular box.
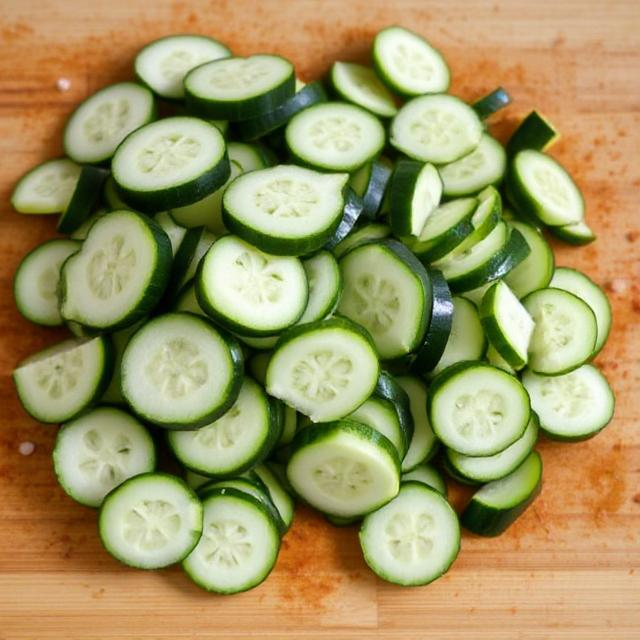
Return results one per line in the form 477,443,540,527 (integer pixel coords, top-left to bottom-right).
11,26,615,594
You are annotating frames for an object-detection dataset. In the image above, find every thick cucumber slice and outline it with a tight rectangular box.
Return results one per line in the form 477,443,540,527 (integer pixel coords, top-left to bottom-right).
503,220,554,298
196,235,308,336
64,82,156,164
452,186,502,254
60,210,172,331
182,487,280,593
549,219,596,246
428,362,531,456
549,267,612,356
330,62,397,118
57,166,108,233
523,288,597,375
254,464,295,531
507,150,584,226
167,377,277,477
53,406,156,507
396,376,438,472
11,158,81,214
121,312,243,429
101,320,144,405
522,365,614,441
99,472,203,569
298,250,342,324
389,160,442,238
266,317,379,422
153,211,186,256
480,280,535,370
323,188,364,250
390,95,483,164
359,482,459,586
13,336,113,424
134,34,230,100
401,464,447,495
333,222,390,258
506,110,559,156
338,240,431,359
471,87,512,119
438,134,507,197
446,414,538,483
223,165,348,255
286,102,385,172
14,238,80,326
460,451,542,536
286,420,400,517
372,26,450,96
349,397,406,459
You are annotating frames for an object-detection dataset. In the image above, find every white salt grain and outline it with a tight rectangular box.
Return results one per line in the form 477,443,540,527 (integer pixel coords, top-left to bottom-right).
56,77,71,92
19,441,35,456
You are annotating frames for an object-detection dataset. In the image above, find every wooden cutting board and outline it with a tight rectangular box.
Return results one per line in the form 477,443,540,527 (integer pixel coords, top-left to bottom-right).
0,1,638,638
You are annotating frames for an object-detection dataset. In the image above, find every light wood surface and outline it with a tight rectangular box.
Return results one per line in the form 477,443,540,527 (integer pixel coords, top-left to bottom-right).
0,1,639,638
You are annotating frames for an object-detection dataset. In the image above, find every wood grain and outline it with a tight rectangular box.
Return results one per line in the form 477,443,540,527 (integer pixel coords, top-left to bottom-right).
1,0,639,638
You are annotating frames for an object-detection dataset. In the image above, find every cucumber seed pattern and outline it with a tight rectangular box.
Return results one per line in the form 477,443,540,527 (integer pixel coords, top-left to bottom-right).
84,99,131,144
539,371,590,418
292,351,353,401
201,520,252,567
88,235,136,300
385,512,435,561
313,457,372,498
255,179,319,218
194,406,242,449
138,134,201,175
79,429,132,486
310,117,362,152
453,390,505,439
352,274,400,333
231,251,284,304
206,58,272,90
392,43,435,81
123,500,181,550
411,109,464,147
35,349,83,399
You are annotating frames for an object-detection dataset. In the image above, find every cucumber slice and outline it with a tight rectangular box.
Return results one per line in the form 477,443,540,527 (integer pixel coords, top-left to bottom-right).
266,317,379,422
486,343,516,374
359,482,459,586
254,464,295,531
134,34,230,100
13,336,113,424
338,240,431,359
460,451,542,536
53,406,156,507
196,235,308,336
233,332,279,351
356,159,393,221
64,82,156,164
401,464,447,495
11,158,81,214
70,209,108,240
451,186,501,255
374,371,414,456
471,87,512,119
323,188,364,250
101,320,145,405
103,175,131,210
428,362,531,456
522,365,614,441
349,397,406,459
506,110,559,156
549,219,596,246
121,312,243,429
184,469,212,489
523,288,597,375
298,250,342,324
153,210,186,256
372,26,450,96
99,472,203,569
14,238,80,326
333,222,390,258
223,165,348,255
330,62,397,117
57,166,108,233
286,420,400,518
182,487,280,593
60,210,172,331
175,228,216,293
285,102,385,172
390,95,483,164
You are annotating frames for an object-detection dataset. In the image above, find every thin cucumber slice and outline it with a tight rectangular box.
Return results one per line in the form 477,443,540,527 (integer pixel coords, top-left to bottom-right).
103,175,131,211
53,406,156,507
349,396,406,459
14,238,80,326
247,350,271,386
338,240,431,359
460,451,542,536
462,281,493,308
277,405,298,447
173,280,206,316
401,464,447,495
101,320,144,405
471,87,512,119
266,317,379,422
323,188,364,250
223,165,348,255
480,280,535,370
357,159,393,220
121,312,243,429
57,166,108,233
286,420,400,518
359,482,459,586
286,102,385,172
507,150,584,227
11,158,81,214
446,414,538,483
330,62,397,118
153,211,186,256
298,250,342,324
389,160,442,238
233,331,279,351
522,365,614,441
390,95,483,164
374,371,414,456
506,111,559,156
64,82,156,164
549,267,612,356
549,219,596,246
254,464,295,531
523,288,597,375
486,343,516,374
60,210,172,331
452,186,502,254
196,235,308,336
135,34,230,100
185,55,295,120
176,229,216,292
182,487,280,593
13,336,113,424
428,361,531,456
184,469,212,489
99,472,203,569
438,134,507,197
333,222,390,259
372,26,450,97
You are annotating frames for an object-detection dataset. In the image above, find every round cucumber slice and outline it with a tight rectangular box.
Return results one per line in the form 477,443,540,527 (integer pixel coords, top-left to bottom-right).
401,464,447,495
298,250,342,324
349,396,406,459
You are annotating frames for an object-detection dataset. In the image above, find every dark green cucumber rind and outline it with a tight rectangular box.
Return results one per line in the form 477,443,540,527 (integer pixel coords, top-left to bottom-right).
247,351,272,386
99,472,202,569
460,452,542,537
374,371,415,455
471,87,512,120
506,111,559,156
253,464,295,530
446,227,531,293
236,81,327,140
57,166,109,233
323,188,364,250
454,188,502,253
549,222,596,246
325,513,361,527
361,159,393,220
159,226,205,308
412,268,454,373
